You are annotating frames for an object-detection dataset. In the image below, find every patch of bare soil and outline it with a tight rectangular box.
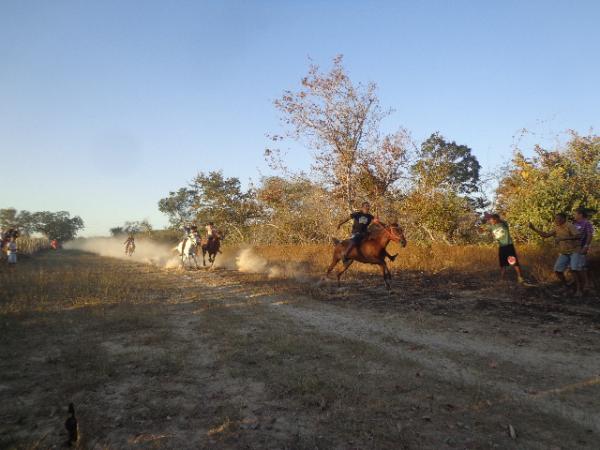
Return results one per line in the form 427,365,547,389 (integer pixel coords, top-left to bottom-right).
1,250,599,449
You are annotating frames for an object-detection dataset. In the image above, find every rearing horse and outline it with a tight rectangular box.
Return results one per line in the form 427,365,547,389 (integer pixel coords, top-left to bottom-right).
327,222,407,290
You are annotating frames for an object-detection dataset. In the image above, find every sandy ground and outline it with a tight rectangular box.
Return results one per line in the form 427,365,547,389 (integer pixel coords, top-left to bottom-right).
1,250,599,449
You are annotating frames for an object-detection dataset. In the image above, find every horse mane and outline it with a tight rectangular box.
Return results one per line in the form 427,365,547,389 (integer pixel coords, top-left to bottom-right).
366,222,388,240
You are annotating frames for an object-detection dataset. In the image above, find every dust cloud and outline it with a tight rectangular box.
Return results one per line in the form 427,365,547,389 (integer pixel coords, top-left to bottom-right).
65,239,309,279
233,248,309,280
65,237,180,268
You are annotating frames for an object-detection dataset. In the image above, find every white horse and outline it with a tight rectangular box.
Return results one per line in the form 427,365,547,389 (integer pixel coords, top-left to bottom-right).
176,234,201,269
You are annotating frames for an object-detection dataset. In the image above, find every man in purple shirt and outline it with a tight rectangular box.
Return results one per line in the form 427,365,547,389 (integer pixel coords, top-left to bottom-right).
572,207,595,296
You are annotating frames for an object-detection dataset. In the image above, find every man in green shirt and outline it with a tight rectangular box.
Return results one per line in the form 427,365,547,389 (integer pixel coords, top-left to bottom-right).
483,213,525,283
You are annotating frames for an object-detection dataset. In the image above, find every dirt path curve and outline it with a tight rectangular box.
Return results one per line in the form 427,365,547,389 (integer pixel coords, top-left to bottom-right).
4,251,599,449
167,263,600,448
262,297,600,432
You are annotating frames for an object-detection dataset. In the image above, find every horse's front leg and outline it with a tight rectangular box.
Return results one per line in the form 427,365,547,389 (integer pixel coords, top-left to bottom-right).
202,249,207,267
326,251,341,278
384,261,392,281
336,260,353,286
380,262,391,290
191,250,199,269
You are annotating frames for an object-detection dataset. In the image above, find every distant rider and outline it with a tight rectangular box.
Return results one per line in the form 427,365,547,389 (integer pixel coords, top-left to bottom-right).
124,235,135,255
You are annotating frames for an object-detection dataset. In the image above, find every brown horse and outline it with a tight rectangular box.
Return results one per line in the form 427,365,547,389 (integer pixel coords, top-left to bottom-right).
327,222,407,290
201,234,223,268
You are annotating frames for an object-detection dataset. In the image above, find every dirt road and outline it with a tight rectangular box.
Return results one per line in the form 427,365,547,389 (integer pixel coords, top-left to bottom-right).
1,250,599,449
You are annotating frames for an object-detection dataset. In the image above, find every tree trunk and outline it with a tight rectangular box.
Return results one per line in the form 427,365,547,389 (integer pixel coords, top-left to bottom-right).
346,164,353,212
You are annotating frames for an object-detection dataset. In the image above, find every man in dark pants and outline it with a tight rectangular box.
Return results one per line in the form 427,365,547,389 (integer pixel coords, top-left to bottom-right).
338,202,386,263
482,214,525,284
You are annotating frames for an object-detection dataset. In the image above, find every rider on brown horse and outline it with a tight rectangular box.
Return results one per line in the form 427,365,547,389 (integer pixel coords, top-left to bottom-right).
205,222,217,243
337,202,396,263
202,222,222,267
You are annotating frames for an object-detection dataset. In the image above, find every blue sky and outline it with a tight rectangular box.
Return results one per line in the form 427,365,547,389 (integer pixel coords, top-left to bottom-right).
1,0,598,235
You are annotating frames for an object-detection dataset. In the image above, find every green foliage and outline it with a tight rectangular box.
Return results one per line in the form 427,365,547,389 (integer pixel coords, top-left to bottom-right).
110,220,153,236
1,208,84,241
158,171,260,239
397,133,483,243
412,133,481,194
399,190,479,244
31,211,85,241
109,227,124,237
157,187,196,228
496,132,600,240
189,171,260,234
124,220,153,235
0,208,37,235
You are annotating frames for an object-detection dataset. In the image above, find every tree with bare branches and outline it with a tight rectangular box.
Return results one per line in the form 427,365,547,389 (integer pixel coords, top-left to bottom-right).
269,55,396,211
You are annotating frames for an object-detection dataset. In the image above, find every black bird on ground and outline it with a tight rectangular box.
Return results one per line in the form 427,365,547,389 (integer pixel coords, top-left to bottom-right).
64,403,78,446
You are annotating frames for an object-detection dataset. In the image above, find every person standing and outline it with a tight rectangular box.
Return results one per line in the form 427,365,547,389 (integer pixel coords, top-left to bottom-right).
7,237,17,267
482,214,525,283
572,207,595,296
528,213,581,290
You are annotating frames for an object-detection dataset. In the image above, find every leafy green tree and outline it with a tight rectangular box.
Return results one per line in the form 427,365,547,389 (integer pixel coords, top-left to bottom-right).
159,171,260,239
399,133,483,243
399,190,477,243
0,208,37,235
110,226,125,237
412,133,481,194
189,171,260,238
124,220,153,235
157,187,196,228
32,211,84,241
496,132,600,240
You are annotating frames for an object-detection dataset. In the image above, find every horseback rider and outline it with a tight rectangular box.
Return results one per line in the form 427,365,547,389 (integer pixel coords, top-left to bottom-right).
337,202,396,263
182,223,192,239
180,224,200,254
205,221,218,244
124,234,135,254
337,202,380,263
180,223,196,245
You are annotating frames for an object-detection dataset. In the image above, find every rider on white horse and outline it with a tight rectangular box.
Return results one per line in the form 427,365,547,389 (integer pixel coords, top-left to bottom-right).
178,226,201,268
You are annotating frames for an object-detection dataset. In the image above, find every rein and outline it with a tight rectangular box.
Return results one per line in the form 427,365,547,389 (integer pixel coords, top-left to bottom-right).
380,225,402,242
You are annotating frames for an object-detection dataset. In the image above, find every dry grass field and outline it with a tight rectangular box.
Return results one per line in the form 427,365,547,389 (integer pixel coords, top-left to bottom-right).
1,243,599,449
